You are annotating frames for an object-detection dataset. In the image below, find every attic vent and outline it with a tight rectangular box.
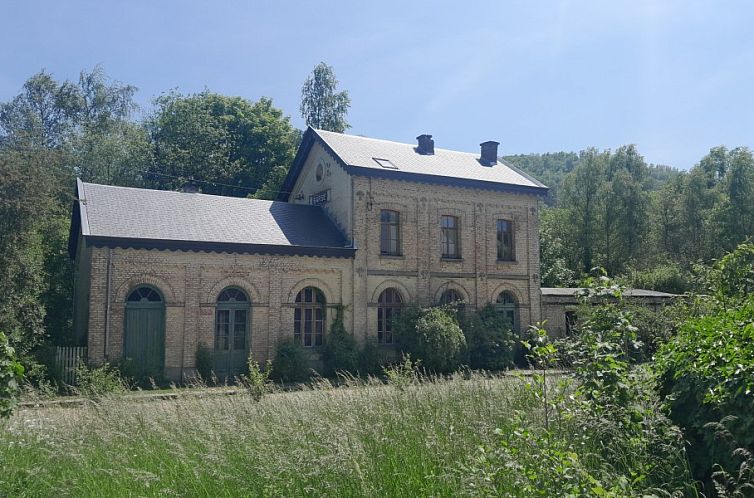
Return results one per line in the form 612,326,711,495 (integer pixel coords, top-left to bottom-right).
373,157,398,169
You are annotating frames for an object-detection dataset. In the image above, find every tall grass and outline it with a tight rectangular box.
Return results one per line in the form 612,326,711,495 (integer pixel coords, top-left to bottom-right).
1,374,533,497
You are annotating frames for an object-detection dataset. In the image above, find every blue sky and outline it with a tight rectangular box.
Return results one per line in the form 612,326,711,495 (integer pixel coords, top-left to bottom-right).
2,0,753,169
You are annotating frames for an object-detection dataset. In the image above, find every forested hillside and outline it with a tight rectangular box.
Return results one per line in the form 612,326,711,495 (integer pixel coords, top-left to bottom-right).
507,145,754,291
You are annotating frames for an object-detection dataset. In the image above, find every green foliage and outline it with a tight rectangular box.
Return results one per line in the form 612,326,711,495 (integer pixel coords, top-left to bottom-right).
538,206,577,286
195,342,213,382
0,332,24,418
116,357,164,389
74,362,127,399
656,243,754,488
461,304,517,371
357,339,390,376
146,91,298,197
504,151,580,205
382,354,420,391
620,262,693,294
270,340,309,383
394,306,466,373
705,241,754,305
321,306,359,376
241,358,273,401
299,62,351,133
656,296,754,482
470,331,695,497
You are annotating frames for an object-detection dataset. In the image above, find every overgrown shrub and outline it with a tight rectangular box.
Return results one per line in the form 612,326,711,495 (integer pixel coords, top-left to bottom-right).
75,362,127,399
270,340,309,383
621,262,693,294
116,357,164,389
382,354,420,391
467,318,695,497
656,243,754,488
195,342,213,381
461,304,516,371
394,305,466,373
357,339,388,376
321,306,359,376
657,295,754,487
0,331,24,418
241,358,272,401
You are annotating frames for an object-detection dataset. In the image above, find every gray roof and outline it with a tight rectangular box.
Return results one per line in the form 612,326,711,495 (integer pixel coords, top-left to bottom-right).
72,180,352,257
541,287,677,298
314,129,547,191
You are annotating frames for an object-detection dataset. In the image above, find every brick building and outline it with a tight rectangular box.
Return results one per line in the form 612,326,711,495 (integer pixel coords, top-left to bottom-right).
70,128,557,380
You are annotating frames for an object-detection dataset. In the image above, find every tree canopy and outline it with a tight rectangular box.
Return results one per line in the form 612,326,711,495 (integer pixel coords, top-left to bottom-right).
299,62,351,133
146,91,298,197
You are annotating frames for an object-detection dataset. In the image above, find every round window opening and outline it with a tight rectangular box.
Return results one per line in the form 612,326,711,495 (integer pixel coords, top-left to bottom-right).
315,163,324,182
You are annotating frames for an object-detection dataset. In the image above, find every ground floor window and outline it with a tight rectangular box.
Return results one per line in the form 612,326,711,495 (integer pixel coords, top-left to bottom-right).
496,291,518,332
294,287,325,347
377,288,402,344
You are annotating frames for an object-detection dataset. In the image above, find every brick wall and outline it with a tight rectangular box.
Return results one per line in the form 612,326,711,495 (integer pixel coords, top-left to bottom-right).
78,168,544,380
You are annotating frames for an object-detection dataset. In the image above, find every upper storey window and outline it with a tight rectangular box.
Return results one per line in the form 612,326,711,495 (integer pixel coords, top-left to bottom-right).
380,210,401,256
497,219,515,261
441,215,460,259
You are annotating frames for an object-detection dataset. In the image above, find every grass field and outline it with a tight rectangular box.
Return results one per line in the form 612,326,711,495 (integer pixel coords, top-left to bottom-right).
1,374,543,497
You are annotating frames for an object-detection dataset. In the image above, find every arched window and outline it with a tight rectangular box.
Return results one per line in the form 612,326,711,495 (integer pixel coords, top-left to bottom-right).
215,287,249,353
127,286,162,302
294,287,326,347
496,291,518,332
377,288,403,344
439,289,463,306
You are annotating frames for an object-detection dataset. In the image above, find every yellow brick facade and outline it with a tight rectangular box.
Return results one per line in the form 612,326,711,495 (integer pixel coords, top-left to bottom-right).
77,139,545,380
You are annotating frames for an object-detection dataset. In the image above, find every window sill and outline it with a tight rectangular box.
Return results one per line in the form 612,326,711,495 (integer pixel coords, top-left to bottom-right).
441,257,464,262
379,254,404,260
496,259,517,263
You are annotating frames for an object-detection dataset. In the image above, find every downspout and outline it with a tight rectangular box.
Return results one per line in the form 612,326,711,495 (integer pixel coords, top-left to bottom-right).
104,247,113,361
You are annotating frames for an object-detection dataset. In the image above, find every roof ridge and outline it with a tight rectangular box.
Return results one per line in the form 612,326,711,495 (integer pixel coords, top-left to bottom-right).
314,129,492,159
80,181,290,205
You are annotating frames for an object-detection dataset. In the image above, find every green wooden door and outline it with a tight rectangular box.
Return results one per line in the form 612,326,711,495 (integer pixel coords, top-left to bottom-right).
124,287,165,377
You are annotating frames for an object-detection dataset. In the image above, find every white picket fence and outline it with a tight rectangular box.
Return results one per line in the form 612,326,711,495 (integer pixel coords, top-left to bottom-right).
55,346,87,385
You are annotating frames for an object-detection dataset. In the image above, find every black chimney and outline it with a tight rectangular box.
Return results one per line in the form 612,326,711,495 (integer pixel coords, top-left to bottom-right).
416,134,434,155
480,141,499,166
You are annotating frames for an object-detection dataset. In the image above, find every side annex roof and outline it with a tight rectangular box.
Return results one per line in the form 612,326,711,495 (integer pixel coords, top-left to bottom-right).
69,179,354,259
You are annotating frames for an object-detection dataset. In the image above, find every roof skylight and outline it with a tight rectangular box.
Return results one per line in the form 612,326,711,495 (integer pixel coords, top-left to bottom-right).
373,157,398,169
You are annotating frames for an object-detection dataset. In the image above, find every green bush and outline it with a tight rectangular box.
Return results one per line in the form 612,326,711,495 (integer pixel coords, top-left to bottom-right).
468,315,695,497
115,357,165,389
241,358,272,401
195,342,213,381
656,243,754,488
461,304,517,371
357,339,386,376
270,340,309,383
321,306,359,376
656,296,754,485
75,363,128,399
621,262,693,294
394,306,466,373
0,331,24,418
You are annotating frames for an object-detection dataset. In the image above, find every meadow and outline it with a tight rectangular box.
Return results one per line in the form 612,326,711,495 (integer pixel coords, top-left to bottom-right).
1,374,546,497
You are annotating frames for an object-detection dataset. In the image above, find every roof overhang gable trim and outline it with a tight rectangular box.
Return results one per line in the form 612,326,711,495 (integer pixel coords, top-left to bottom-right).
83,235,357,259
277,127,352,201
